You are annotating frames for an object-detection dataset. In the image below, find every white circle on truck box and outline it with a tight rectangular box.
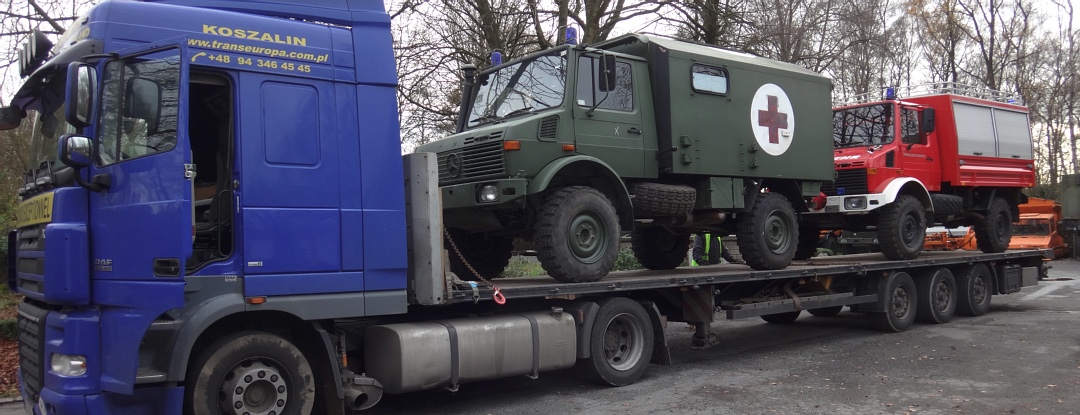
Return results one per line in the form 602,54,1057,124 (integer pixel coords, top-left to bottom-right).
750,83,795,156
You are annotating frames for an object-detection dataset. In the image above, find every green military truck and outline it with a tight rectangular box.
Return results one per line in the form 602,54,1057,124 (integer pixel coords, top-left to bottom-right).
416,34,834,282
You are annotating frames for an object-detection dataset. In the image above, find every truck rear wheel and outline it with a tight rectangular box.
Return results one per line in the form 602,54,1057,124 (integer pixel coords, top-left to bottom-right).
535,186,620,283
445,229,513,280
868,272,917,332
629,182,696,216
631,227,690,270
956,264,993,316
877,195,926,260
185,331,315,415
736,192,798,270
915,268,957,324
974,197,1012,253
761,310,801,324
577,297,654,386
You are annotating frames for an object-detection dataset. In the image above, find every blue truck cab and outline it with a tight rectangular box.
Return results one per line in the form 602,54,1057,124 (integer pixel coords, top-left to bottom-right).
4,0,406,413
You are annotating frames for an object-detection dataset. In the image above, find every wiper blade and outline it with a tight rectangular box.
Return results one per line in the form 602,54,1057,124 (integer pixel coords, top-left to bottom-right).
503,106,534,118
470,114,501,125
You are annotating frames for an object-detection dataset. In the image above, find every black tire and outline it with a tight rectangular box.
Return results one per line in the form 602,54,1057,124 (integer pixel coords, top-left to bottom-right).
761,310,801,324
630,182,696,216
736,192,798,270
915,268,957,324
577,297,655,386
535,186,621,283
974,197,1012,253
794,223,820,260
631,227,690,270
808,306,844,317
868,272,918,332
877,195,926,260
445,229,513,280
956,264,993,316
185,331,315,415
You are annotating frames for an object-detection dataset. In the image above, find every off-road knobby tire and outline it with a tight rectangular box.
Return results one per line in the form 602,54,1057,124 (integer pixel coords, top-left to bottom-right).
630,182,696,216
868,272,918,332
445,229,513,280
736,192,798,270
930,193,964,216
956,263,993,317
185,331,315,415
808,306,844,317
534,186,620,283
915,268,957,324
576,297,655,386
760,310,801,324
877,195,926,260
974,197,1012,253
631,227,690,270
794,223,821,260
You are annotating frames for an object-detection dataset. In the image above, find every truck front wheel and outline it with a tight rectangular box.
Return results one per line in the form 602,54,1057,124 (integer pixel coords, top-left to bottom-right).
577,297,655,386
185,331,315,415
877,195,926,260
974,197,1012,253
631,227,690,270
445,229,513,280
535,186,620,283
736,192,798,270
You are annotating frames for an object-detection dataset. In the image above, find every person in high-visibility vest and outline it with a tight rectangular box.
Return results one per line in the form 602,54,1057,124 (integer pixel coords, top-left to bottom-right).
691,232,736,265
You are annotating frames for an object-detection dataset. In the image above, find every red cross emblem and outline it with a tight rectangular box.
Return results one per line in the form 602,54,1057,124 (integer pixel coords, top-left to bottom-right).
757,95,789,144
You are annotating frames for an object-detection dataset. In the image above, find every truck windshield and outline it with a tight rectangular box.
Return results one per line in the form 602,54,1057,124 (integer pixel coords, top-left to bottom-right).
19,73,77,180
833,103,894,148
467,50,567,128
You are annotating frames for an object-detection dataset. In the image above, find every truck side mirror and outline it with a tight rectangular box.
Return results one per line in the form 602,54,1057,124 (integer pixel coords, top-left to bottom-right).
59,134,93,168
598,54,617,92
921,108,936,134
124,77,162,134
65,62,96,129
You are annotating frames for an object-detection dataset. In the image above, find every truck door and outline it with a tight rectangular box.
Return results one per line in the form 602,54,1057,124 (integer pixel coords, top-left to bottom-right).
89,45,192,283
897,107,941,191
573,55,645,177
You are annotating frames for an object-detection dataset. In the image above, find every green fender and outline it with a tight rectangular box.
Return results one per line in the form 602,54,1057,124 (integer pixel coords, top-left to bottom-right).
527,155,635,230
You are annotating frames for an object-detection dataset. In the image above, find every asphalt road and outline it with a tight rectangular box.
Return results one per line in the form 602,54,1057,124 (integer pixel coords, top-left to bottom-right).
3,260,1078,415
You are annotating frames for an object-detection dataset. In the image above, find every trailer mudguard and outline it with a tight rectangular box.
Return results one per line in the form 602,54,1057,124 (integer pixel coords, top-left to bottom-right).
527,155,634,229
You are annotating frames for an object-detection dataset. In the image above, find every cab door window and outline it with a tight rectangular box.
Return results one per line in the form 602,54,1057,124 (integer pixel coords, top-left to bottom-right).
576,56,634,111
97,53,180,165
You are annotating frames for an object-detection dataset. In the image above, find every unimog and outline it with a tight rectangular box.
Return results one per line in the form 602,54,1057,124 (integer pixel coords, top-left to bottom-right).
417,33,834,282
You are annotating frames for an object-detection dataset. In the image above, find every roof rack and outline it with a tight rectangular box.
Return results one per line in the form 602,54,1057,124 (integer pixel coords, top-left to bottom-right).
834,82,1024,106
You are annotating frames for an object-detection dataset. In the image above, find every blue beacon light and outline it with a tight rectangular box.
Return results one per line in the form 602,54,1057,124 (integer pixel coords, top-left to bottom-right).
565,27,578,45
491,50,502,66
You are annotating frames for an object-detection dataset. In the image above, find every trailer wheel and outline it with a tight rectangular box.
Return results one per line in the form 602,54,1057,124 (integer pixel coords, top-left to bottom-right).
535,186,621,283
445,229,513,280
808,306,844,317
760,310,801,324
974,197,1012,253
578,298,655,386
868,272,917,332
915,268,957,324
877,195,925,260
956,264,993,316
793,223,821,260
736,193,798,270
631,227,690,270
185,331,314,415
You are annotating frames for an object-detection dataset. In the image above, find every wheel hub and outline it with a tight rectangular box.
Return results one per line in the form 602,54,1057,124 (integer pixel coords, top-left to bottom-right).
901,213,920,246
934,281,952,312
568,211,606,263
891,286,911,319
764,210,791,253
221,359,288,415
603,313,644,372
973,276,988,304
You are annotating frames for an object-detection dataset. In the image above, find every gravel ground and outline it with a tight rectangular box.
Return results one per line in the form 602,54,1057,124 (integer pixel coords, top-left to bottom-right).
2,260,1078,415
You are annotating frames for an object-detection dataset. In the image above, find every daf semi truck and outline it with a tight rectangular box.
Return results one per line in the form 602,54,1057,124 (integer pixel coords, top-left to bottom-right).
2,1,1047,414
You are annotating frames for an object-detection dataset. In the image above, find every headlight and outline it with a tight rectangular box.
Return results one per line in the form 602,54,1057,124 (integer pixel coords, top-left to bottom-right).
844,196,867,210
50,354,87,377
478,184,499,203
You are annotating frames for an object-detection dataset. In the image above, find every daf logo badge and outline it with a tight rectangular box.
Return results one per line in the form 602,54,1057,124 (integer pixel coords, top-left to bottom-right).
446,153,463,178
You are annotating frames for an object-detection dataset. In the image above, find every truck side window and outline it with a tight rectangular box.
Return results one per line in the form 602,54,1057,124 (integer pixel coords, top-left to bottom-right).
901,108,922,145
97,54,180,165
576,56,633,112
691,64,728,95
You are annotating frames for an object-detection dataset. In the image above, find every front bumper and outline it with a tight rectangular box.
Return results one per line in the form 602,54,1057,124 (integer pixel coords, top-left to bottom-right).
440,178,528,210
25,382,183,415
805,193,889,215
